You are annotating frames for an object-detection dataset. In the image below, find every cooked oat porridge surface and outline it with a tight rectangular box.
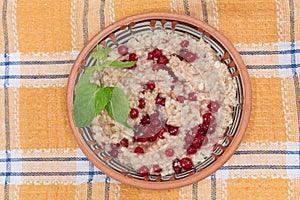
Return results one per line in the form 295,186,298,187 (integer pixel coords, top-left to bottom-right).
90,30,237,176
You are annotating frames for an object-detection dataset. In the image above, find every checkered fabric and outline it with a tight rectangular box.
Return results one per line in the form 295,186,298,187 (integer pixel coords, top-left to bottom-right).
0,0,299,199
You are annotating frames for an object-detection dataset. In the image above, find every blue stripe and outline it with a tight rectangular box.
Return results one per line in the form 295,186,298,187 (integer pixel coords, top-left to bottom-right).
240,49,300,55
1,51,299,67
235,150,300,155
221,165,300,170
192,182,198,199
1,65,298,80
88,162,94,182
0,157,88,162
1,50,299,67
247,64,300,69
2,0,10,198
99,0,106,30
0,74,69,79
0,166,298,176
211,173,216,200
288,0,300,164
104,176,111,200
4,151,10,200
200,0,208,23
0,49,299,66
0,150,298,163
183,0,190,15
0,60,74,66
83,0,89,44
2,0,8,53
87,162,94,199
0,171,104,176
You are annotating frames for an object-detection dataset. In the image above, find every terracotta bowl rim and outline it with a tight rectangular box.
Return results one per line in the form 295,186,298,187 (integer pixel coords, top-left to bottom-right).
66,12,252,190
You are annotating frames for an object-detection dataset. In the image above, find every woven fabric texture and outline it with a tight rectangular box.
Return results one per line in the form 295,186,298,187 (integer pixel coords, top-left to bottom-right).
0,0,299,199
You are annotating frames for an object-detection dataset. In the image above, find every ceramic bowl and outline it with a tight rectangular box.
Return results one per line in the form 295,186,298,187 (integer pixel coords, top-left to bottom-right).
67,12,251,190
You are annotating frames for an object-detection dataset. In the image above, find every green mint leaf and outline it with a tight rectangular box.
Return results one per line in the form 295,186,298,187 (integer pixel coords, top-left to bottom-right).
91,45,112,61
109,61,136,68
93,60,114,71
74,66,96,95
96,45,102,52
73,46,134,128
73,82,101,127
95,87,114,115
105,87,132,129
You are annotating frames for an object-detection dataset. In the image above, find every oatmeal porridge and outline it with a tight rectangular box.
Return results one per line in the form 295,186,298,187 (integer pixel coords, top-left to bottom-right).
90,30,237,176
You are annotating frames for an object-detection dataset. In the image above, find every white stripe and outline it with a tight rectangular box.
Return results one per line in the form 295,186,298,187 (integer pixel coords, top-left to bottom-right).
215,162,229,179
0,53,21,88
286,142,300,179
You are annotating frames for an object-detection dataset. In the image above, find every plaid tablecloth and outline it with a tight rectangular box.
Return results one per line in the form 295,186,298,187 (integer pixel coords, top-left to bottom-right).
0,0,299,199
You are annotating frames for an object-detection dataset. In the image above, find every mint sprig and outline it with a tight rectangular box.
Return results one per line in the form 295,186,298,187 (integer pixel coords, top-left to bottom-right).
73,45,136,128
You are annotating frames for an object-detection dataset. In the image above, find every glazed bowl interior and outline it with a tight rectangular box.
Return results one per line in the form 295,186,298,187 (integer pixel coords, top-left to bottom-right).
67,12,251,190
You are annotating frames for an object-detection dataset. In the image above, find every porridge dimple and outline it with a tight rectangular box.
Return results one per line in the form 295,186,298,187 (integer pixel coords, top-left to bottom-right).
88,30,237,176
